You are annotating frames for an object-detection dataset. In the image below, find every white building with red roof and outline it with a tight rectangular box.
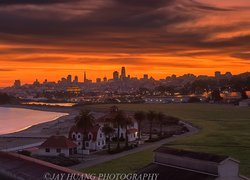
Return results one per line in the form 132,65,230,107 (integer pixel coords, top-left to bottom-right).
69,124,106,153
37,136,77,157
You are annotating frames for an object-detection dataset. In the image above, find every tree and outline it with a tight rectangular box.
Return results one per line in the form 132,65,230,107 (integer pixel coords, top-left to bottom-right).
134,111,146,140
188,97,201,103
156,112,166,137
210,89,222,102
75,110,94,150
102,125,115,152
147,111,157,140
111,110,127,150
241,90,248,99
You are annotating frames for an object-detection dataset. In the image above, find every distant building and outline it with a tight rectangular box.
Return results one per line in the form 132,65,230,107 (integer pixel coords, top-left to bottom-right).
225,72,233,79
239,99,250,107
113,71,119,81
103,76,107,82
83,72,92,83
73,76,78,84
67,75,72,84
143,74,149,80
215,71,222,79
38,136,77,157
13,80,21,88
138,146,248,180
121,67,126,80
96,78,101,83
84,72,87,83
66,86,81,94
33,79,40,86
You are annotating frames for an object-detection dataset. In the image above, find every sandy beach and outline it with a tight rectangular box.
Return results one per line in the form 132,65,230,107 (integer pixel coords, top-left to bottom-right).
0,104,78,150
0,104,104,151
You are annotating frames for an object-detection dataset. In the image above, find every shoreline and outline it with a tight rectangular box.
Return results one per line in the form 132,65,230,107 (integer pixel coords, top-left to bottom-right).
0,104,103,151
0,104,79,137
0,104,78,150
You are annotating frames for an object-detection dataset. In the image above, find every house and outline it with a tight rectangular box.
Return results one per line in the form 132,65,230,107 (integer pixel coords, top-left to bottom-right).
96,106,138,142
37,135,77,157
239,99,250,107
138,146,249,180
69,124,106,153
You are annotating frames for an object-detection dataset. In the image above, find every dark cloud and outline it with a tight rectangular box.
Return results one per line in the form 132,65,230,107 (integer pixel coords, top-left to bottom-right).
231,52,250,60
190,0,234,11
0,0,79,5
0,0,249,63
0,68,15,71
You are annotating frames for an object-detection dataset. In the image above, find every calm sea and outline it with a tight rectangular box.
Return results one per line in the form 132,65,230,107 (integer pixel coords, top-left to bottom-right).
0,107,68,135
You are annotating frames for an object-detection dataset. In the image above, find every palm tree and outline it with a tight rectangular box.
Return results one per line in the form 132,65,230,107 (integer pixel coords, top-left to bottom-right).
112,110,127,150
134,111,146,140
157,112,166,137
102,125,115,152
75,109,94,149
147,111,156,140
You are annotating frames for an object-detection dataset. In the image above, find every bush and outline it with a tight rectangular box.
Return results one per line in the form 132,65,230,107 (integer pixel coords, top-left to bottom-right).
18,150,31,156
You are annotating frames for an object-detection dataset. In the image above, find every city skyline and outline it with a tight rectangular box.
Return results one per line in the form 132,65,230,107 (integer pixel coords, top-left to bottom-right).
7,66,245,87
1,0,250,86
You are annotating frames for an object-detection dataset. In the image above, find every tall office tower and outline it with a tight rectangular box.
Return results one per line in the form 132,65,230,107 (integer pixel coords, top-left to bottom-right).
225,72,232,79
96,78,101,83
103,76,107,82
121,67,126,80
67,75,72,84
74,76,78,84
84,72,87,83
13,80,21,88
143,74,149,80
113,71,119,81
215,71,221,79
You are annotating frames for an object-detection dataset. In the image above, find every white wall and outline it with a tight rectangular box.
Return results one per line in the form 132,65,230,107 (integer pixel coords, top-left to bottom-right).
216,159,240,180
37,148,70,157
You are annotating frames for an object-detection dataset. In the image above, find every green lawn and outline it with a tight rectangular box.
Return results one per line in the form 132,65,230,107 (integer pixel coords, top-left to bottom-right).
81,103,250,176
83,148,154,174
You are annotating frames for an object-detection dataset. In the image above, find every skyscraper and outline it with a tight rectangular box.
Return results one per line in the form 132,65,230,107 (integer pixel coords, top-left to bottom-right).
13,80,21,88
84,72,87,83
113,71,119,81
74,76,78,84
215,71,221,79
103,76,107,82
143,74,149,80
121,67,126,80
67,75,72,84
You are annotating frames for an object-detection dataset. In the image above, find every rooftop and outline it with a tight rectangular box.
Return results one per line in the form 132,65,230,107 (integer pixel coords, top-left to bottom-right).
138,163,216,180
40,136,77,149
0,152,95,180
154,146,229,163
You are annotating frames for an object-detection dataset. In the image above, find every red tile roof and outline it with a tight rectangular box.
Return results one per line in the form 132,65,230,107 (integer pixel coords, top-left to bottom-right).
40,136,77,149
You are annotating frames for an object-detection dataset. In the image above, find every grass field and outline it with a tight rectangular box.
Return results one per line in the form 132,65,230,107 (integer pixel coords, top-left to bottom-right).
81,103,250,176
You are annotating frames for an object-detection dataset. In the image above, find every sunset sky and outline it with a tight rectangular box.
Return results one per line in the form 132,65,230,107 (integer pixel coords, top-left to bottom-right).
0,0,250,87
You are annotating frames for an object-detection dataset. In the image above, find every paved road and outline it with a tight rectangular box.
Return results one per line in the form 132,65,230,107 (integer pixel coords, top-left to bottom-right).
70,122,199,171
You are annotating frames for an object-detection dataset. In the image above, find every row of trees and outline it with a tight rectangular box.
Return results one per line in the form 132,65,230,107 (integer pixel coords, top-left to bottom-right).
0,93,17,104
74,108,179,152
